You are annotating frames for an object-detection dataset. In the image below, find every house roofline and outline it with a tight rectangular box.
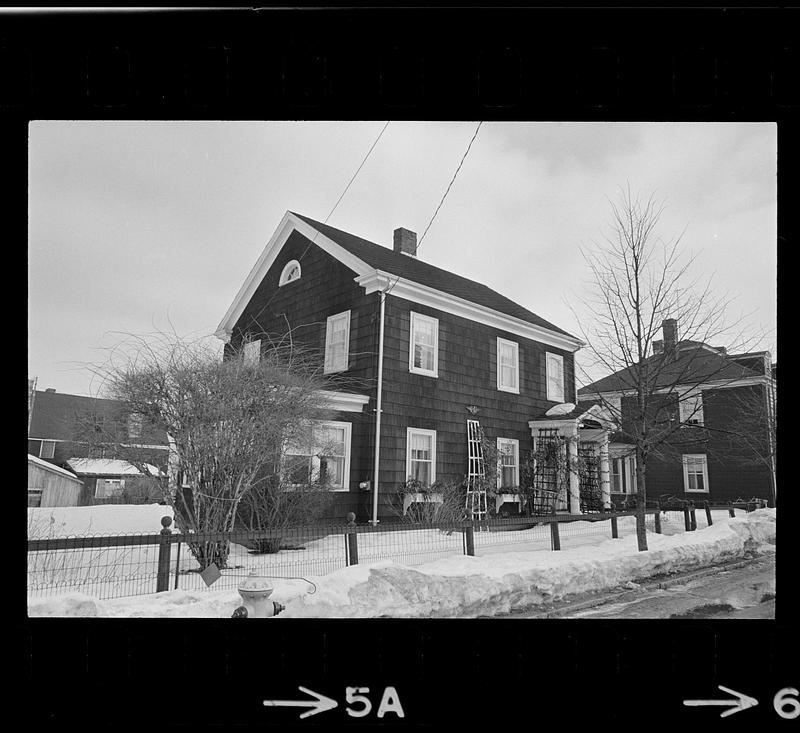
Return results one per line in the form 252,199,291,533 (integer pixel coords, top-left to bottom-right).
215,212,583,352
578,374,771,399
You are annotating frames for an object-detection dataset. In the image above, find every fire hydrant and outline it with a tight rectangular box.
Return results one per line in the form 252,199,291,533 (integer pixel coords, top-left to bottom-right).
231,571,285,618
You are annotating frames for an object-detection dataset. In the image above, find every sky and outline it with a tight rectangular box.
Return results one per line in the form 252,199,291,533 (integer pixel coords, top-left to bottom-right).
28,121,777,397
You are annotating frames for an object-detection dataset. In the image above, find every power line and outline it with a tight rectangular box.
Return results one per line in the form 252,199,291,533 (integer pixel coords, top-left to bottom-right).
416,121,483,252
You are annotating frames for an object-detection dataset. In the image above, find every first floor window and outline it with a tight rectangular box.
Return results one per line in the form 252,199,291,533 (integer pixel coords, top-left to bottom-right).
285,421,351,491
683,454,709,492
611,455,637,494
95,478,123,499
27,488,43,507
497,437,519,490
407,428,437,486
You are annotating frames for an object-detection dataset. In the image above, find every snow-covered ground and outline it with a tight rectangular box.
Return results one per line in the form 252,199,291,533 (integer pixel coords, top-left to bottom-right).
27,504,775,618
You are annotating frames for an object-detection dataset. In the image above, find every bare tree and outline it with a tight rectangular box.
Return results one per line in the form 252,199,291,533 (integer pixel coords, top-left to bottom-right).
573,185,759,551
89,331,336,569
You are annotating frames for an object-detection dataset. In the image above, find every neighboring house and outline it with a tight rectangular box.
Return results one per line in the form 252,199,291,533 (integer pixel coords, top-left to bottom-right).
215,211,622,522
578,318,776,507
27,387,170,504
28,454,83,507
65,458,165,504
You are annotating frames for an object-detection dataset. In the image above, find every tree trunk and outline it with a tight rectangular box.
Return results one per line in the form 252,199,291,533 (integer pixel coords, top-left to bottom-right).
635,451,648,551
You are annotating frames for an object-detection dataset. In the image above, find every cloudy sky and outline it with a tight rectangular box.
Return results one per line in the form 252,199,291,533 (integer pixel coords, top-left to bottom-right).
28,121,776,396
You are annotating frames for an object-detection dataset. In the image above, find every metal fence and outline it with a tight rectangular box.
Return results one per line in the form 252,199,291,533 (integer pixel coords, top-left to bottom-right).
28,502,758,601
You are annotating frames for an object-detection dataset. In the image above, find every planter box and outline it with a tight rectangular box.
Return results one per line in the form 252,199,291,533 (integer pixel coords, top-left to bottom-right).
494,493,522,514
402,492,443,515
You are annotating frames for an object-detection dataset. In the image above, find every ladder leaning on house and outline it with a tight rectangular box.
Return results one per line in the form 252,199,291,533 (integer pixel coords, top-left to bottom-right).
465,419,488,524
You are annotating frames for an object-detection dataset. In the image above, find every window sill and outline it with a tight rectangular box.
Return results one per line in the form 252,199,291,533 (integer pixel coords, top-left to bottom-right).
409,367,438,378
497,385,520,394
323,365,349,375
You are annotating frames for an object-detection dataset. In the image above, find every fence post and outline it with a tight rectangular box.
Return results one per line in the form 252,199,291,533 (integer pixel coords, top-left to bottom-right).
550,521,561,551
156,515,173,593
654,511,662,534
173,541,182,590
464,523,475,556
689,502,697,531
683,506,692,532
610,515,619,539
728,503,736,518
346,512,358,566
704,501,713,527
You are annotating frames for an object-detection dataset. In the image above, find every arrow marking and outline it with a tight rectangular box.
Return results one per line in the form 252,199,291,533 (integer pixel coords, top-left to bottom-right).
263,686,338,719
684,685,759,718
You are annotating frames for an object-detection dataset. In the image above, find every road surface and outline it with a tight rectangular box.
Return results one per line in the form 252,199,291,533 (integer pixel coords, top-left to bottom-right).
497,553,775,619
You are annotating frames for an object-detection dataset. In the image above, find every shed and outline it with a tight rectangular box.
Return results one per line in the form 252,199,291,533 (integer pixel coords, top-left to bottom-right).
28,454,84,507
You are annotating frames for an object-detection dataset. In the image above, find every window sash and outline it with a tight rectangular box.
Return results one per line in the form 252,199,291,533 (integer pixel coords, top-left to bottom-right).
497,438,519,490
40,440,56,460
682,454,709,493
409,313,439,376
324,311,351,373
285,421,351,490
546,353,564,402
497,339,519,392
406,428,436,486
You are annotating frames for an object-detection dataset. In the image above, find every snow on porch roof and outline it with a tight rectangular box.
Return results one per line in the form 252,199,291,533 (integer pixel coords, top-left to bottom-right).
65,458,164,477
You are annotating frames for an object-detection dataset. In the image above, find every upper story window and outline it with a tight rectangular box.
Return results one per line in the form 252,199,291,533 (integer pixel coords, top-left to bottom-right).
285,420,352,491
324,311,351,374
679,392,704,426
497,338,520,393
28,439,56,460
409,312,439,377
496,437,519,490
546,352,565,402
127,414,143,441
406,427,437,486
682,454,709,492
242,338,261,366
605,395,622,417
279,259,301,286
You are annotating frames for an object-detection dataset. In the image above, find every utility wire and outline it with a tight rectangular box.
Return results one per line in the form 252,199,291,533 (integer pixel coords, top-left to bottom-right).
245,122,390,331
383,120,483,299
416,121,483,252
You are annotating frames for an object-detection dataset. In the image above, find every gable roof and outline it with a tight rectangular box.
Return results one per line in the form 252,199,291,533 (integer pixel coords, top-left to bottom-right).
215,211,583,352
579,343,767,396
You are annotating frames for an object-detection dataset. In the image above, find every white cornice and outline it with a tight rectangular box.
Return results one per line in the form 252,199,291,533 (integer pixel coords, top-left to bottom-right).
356,270,584,353
215,214,583,353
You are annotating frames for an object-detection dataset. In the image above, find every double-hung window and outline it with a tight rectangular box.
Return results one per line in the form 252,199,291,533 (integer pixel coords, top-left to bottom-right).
497,438,519,490
611,454,637,494
546,352,565,402
683,454,709,493
409,312,438,377
497,338,520,393
324,310,351,373
406,428,436,486
285,421,352,491
679,392,704,426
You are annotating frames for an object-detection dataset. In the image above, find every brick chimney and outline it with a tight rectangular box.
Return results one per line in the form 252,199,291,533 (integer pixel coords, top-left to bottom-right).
393,227,417,257
662,318,677,358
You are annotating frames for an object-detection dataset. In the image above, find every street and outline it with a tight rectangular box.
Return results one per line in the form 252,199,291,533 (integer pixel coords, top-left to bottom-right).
498,553,776,619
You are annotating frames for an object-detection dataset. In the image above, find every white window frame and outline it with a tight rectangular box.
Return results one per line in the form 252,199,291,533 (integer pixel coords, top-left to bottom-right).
409,312,439,378
611,454,637,494
497,338,520,394
284,420,352,492
39,440,56,460
279,259,302,286
682,454,709,493
546,352,565,402
406,427,437,487
679,391,704,426
496,437,520,491
242,338,261,366
324,310,351,374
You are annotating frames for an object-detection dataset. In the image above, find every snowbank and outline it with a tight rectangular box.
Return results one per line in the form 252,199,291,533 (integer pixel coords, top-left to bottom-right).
27,509,775,618
28,503,174,538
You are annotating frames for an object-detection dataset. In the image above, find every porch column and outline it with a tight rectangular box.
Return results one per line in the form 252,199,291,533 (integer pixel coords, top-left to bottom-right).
599,438,611,510
568,436,581,514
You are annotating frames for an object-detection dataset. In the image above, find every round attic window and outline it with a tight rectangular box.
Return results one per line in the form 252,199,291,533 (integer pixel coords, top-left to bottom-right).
279,259,301,286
